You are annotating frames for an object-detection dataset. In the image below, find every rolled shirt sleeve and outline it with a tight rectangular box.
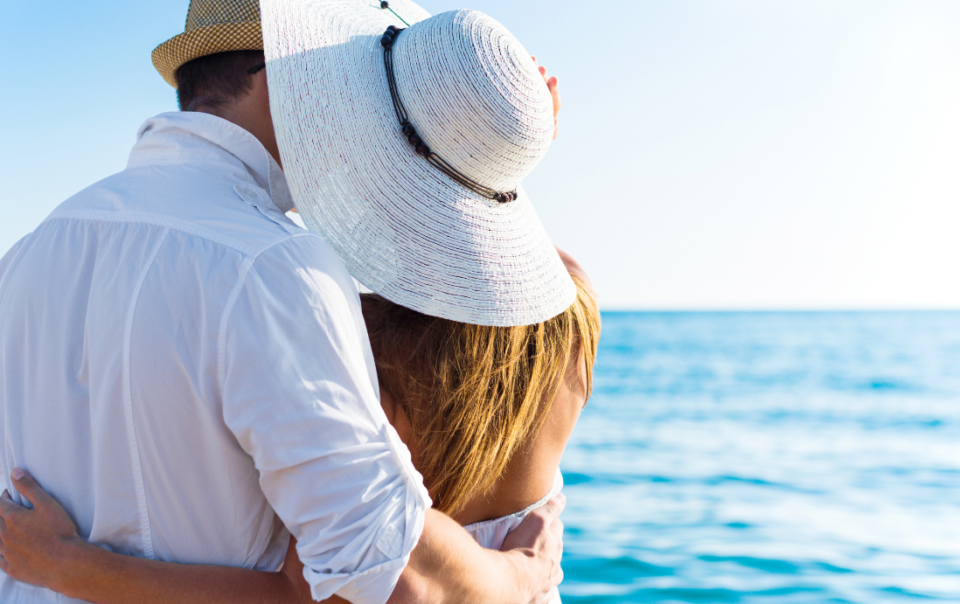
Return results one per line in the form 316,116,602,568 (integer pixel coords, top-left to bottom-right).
220,235,431,604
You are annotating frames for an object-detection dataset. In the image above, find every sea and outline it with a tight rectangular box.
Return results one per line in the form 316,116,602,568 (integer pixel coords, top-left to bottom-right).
559,312,960,603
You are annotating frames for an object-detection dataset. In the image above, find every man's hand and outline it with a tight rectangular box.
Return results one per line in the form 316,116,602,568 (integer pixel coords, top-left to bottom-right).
501,494,566,604
533,56,562,140
390,494,565,604
0,469,90,592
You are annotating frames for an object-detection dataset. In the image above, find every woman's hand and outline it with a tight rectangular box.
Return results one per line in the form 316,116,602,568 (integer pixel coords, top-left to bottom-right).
0,469,322,604
0,468,90,592
532,56,562,139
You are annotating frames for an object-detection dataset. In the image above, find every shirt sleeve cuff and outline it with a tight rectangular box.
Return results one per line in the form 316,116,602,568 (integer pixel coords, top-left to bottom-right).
308,425,432,604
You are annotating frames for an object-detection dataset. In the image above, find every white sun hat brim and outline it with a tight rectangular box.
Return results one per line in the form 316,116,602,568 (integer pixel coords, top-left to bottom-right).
261,0,576,327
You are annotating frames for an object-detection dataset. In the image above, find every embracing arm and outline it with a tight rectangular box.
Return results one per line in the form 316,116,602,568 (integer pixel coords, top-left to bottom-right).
0,470,563,604
0,470,319,604
389,505,563,604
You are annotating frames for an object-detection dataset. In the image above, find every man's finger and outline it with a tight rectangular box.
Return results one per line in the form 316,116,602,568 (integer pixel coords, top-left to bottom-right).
538,494,566,520
549,516,564,540
516,494,565,540
11,469,48,508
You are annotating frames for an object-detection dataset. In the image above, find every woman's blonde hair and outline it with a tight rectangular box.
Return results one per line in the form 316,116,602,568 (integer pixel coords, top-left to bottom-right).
363,274,600,515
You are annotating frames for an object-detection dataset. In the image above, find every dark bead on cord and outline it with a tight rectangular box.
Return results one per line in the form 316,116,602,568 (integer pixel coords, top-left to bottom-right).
408,133,422,146
381,1,389,8
381,26,399,47
401,122,415,137
415,143,430,156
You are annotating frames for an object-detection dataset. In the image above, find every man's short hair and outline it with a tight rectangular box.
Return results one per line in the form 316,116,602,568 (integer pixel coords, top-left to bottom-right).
175,50,265,112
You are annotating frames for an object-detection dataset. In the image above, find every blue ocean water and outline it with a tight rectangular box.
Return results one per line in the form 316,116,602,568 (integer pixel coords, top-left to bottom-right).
560,312,960,603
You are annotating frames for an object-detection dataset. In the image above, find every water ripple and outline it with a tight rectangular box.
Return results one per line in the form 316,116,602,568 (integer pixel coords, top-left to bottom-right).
561,312,960,603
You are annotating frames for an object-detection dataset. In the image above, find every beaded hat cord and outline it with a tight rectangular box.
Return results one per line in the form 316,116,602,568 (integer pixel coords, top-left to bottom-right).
380,19,519,204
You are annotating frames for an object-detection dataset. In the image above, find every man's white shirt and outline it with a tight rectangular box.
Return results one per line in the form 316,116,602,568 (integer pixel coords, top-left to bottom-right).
0,112,430,604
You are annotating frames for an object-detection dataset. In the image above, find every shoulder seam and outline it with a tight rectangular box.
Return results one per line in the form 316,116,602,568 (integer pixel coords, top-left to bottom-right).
215,232,315,388
43,210,314,258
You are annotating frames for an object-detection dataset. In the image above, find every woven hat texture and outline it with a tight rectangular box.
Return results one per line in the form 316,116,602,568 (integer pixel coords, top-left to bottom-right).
261,0,576,327
153,0,264,87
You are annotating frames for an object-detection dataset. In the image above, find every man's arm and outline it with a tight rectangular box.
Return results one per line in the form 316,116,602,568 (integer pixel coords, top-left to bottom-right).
0,471,563,604
391,507,564,604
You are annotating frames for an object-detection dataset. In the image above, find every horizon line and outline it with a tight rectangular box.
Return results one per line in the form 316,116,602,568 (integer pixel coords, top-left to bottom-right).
600,307,960,313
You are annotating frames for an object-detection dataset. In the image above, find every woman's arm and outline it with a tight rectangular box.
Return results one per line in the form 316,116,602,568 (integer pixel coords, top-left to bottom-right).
0,470,563,604
0,473,319,604
52,539,318,604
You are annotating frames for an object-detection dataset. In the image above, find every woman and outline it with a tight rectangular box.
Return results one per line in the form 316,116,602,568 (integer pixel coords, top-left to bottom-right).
0,253,599,604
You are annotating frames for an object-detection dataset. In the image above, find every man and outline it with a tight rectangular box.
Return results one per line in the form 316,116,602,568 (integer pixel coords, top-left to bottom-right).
0,1,564,602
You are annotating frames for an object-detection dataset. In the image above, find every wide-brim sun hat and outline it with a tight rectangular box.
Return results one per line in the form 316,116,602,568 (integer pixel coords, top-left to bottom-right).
261,0,577,327
153,0,264,88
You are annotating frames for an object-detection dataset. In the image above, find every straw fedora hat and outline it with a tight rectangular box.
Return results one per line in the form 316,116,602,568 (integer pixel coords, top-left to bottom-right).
153,0,264,87
261,0,576,327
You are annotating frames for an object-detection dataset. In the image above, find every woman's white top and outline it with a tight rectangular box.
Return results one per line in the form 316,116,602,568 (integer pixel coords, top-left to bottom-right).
0,112,430,604
464,470,564,604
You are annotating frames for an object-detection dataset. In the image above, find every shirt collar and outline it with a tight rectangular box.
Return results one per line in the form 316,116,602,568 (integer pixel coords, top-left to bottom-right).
128,112,295,213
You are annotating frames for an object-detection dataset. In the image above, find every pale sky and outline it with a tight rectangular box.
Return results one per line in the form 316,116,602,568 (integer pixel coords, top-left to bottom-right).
2,1,958,309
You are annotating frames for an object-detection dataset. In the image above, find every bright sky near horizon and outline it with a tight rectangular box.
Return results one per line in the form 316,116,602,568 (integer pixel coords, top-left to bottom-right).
1,1,958,309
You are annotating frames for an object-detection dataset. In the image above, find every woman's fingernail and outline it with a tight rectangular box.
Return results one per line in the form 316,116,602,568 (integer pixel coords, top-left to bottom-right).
11,468,25,481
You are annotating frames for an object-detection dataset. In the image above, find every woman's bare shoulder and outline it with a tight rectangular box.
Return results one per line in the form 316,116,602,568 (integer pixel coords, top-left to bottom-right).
452,349,586,525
